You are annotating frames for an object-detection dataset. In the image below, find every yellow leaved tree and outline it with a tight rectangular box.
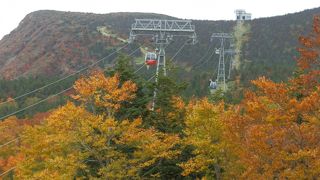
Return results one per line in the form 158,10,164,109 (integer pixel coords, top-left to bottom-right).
180,99,240,179
0,116,23,177
16,72,180,179
72,71,137,116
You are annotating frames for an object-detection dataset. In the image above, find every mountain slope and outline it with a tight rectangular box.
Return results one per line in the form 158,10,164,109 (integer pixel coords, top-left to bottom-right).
0,11,168,79
0,8,319,81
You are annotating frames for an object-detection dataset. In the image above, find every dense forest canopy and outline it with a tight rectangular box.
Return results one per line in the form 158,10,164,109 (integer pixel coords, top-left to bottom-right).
0,7,318,118
0,15,320,179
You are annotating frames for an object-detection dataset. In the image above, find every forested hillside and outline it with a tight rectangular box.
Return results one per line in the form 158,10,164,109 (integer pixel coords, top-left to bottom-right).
0,16,320,179
0,8,318,121
0,8,319,80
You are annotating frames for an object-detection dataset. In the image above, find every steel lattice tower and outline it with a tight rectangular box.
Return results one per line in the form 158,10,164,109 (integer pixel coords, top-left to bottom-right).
225,47,236,79
129,19,197,110
211,33,234,91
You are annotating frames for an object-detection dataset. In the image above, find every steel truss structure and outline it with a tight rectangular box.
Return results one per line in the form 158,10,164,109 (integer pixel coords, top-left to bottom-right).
211,33,235,91
129,19,197,110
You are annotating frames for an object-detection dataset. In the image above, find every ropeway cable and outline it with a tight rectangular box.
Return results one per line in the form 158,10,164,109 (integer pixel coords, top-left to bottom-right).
0,137,20,148
0,46,144,124
0,87,73,121
0,43,185,176
195,45,216,69
0,43,130,106
191,43,215,69
147,40,188,82
170,40,188,63
0,167,16,177
0,45,147,177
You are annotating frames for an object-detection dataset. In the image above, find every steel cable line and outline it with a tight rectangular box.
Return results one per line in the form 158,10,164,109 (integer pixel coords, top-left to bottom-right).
148,40,188,82
0,45,146,177
0,48,144,150
0,43,130,107
170,40,188,63
0,87,73,121
0,41,175,171
0,137,20,148
0,45,145,121
0,47,143,159
0,46,144,146
0,44,178,177
191,43,215,69
1,41,182,122
134,64,146,74
193,45,216,70
0,167,16,177
136,42,174,82
147,74,156,82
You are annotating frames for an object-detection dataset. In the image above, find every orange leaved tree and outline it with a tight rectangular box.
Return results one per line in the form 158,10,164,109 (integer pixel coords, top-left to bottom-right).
0,116,22,177
72,71,137,117
15,73,180,179
224,16,320,179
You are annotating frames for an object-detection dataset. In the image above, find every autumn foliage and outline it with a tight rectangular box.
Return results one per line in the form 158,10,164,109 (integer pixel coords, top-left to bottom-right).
72,71,137,116
0,113,49,177
10,73,178,179
223,16,320,179
0,16,320,179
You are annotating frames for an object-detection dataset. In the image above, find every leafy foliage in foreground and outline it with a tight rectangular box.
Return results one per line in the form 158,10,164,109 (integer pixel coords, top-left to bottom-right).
0,16,320,179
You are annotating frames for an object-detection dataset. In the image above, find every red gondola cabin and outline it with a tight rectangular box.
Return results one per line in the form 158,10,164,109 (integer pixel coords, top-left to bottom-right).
145,52,157,66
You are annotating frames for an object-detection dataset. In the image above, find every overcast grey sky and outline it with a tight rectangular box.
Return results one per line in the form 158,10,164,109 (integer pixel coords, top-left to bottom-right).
0,0,319,39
